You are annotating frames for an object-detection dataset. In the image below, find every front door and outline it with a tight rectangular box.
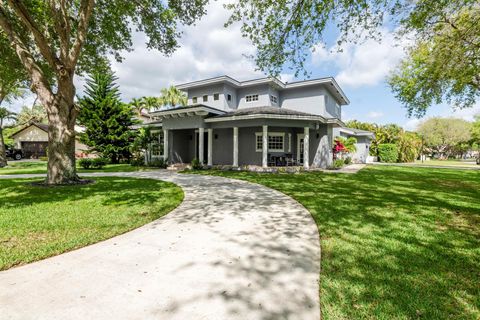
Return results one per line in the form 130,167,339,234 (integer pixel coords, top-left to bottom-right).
297,134,304,165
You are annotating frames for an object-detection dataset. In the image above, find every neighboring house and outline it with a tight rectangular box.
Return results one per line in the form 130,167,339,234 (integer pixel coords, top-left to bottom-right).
146,75,362,168
10,123,90,159
333,127,375,163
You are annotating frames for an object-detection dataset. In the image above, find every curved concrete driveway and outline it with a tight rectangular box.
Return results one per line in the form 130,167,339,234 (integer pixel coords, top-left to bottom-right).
0,171,320,320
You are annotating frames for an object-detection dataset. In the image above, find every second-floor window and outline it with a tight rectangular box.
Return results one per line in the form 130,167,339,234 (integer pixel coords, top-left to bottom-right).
270,95,278,104
214,93,219,101
227,94,232,101
246,94,259,102
192,97,197,103
203,95,208,102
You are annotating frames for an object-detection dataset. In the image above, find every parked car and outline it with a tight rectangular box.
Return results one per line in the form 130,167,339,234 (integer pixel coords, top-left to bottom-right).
6,148,23,160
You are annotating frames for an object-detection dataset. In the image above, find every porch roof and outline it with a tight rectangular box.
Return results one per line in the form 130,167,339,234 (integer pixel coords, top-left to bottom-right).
148,104,225,120
205,106,344,127
338,127,375,137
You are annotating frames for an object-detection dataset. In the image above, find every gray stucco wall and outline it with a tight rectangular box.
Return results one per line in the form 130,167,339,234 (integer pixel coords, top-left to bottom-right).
170,130,195,163
212,128,234,165
163,116,205,130
237,85,272,109
280,86,325,116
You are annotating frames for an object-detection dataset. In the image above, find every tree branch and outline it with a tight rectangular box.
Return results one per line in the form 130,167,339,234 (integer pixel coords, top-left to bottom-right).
4,0,62,70
0,7,55,106
47,0,70,60
68,0,95,68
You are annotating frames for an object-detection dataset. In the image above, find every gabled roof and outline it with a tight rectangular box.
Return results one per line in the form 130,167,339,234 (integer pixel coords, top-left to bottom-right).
9,122,49,138
175,75,349,105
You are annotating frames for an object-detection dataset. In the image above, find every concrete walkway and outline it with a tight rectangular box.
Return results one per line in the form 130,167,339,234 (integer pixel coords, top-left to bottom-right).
0,171,320,320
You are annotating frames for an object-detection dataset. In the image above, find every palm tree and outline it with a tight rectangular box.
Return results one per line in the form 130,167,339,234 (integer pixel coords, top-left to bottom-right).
158,86,187,109
129,97,146,117
142,96,161,111
0,107,16,167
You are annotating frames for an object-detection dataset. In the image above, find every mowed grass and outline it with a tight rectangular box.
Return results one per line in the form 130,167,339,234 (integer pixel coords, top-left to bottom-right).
0,177,183,270
193,166,480,319
413,159,479,168
0,161,156,175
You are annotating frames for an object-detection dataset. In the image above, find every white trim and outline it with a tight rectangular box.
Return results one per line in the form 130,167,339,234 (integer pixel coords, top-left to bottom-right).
175,75,349,105
255,132,285,152
233,127,239,167
206,113,328,123
288,133,291,153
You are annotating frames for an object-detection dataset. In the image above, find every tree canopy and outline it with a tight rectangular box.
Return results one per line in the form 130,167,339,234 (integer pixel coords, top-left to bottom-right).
417,117,472,158
226,0,479,115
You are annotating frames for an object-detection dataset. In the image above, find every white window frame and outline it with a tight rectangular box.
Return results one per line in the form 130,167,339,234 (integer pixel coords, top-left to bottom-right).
270,95,278,104
255,132,285,152
213,93,219,101
246,94,259,103
203,95,208,102
192,96,197,104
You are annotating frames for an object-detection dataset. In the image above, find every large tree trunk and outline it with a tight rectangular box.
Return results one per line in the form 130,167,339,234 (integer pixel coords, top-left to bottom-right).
43,77,79,184
0,127,7,168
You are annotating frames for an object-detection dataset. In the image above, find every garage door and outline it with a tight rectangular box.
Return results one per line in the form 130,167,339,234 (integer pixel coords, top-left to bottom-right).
21,141,48,159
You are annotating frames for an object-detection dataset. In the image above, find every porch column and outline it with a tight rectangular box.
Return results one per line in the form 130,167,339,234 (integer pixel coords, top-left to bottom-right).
199,127,205,164
262,125,268,168
163,129,169,162
304,126,309,169
233,127,239,167
207,128,213,166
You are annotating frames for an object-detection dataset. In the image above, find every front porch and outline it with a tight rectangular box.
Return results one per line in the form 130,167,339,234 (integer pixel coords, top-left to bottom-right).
147,105,338,169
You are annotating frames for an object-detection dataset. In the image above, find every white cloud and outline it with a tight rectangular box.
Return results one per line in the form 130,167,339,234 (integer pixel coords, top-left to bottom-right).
311,29,408,88
110,0,261,101
367,111,384,119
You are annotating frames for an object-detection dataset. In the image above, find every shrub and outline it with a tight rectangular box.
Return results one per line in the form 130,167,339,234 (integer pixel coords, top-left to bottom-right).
92,158,107,169
130,157,145,167
191,158,202,170
39,156,48,161
148,158,167,168
378,144,399,163
344,156,352,165
79,158,93,169
327,159,345,170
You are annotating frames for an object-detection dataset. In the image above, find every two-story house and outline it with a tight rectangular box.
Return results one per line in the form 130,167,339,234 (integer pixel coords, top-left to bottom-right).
147,75,352,168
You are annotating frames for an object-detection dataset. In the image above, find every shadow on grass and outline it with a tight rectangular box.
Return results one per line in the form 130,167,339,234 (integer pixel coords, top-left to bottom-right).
196,165,480,319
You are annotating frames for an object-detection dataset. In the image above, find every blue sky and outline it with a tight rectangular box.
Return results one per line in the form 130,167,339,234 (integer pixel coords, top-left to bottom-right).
8,0,479,130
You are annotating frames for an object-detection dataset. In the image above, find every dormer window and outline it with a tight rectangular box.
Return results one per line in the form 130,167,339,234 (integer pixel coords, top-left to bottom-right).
203,95,208,102
246,94,259,102
192,97,197,104
270,95,278,104
214,93,219,101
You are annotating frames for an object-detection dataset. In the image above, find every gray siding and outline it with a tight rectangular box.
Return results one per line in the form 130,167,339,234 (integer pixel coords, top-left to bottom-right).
237,85,272,109
280,86,326,116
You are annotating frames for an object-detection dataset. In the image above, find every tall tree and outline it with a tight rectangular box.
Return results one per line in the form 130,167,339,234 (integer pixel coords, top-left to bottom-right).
417,117,472,158
389,8,480,117
226,0,479,115
158,86,187,108
77,71,137,164
142,96,161,111
0,107,16,167
0,1,207,184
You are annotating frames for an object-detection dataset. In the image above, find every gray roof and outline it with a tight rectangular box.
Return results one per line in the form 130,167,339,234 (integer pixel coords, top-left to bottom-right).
340,127,374,136
210,106,316,118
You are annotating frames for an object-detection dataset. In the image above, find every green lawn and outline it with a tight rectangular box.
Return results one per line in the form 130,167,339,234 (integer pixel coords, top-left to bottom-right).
191,166,480,319
0,161,157,175
0,177,183,270
413,159,479,168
